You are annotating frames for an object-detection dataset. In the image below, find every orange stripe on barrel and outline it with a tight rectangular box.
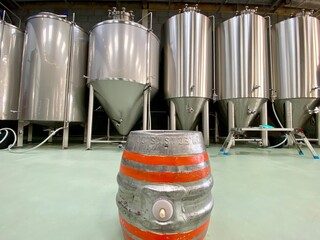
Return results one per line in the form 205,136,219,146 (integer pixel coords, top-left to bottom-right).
120,164,211,183
122,230,135,240
120,215,210,240
123,150,209,166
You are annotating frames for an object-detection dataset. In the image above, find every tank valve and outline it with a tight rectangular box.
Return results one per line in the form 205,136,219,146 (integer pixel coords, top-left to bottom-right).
247,108,256,115
152,199,173,222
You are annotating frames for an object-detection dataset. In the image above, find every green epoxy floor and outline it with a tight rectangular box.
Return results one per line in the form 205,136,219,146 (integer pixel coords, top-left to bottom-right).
0,143,320,240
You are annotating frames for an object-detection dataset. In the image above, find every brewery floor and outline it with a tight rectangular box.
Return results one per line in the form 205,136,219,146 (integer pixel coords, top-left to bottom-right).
0,142,320,240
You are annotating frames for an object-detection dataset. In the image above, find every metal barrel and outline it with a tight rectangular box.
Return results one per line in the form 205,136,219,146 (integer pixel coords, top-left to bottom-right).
117,130,213,240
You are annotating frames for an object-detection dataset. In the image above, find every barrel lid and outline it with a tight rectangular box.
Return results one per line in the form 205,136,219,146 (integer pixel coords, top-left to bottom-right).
125,130,206,155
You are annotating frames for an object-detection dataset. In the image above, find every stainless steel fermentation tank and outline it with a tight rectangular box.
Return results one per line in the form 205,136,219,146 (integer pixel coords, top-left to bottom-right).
86,8,159,148
18,12,88,148
215,7,269,145
0,10,24,121
163,5,213,145
272,11,320,145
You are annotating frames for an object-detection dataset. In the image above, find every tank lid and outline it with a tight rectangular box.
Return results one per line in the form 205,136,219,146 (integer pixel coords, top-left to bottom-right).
108,7,134,21
240,6,258,15
179,4,201,13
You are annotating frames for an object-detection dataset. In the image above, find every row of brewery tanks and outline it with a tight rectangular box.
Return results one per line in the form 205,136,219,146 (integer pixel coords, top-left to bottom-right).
1,5,320,148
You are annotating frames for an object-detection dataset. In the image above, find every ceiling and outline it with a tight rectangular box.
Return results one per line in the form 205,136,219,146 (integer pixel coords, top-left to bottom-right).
1,0,320,17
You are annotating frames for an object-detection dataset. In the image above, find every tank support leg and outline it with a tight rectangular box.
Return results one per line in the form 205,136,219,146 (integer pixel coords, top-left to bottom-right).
86,84,94,149
285,101,293,145
27,124,33,143
202,100,210,146
227,101,235,146
48,131,53,143
62,125,69,149
261,102,268,147
214,112,219,143
143,88,148,130
17,120,24,147
83,122,87,143
170,101,176,130
317,113,320,146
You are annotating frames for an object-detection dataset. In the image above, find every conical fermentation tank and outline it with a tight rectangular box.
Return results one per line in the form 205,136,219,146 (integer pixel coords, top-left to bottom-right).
272,11,320,129
19,12,88,126
163,5,213,131
87,8,160,136
215,7,269,128
0,13,24,120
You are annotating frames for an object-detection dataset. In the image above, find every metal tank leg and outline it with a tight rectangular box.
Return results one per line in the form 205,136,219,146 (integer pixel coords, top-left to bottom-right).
17,120,24,147
86,85,94,150
202,100,210,146
107,118,111,141
227,101,235,146
170,100,176,130
317,113,320,146
27,124,33,142
285,101,293,145
48,131,53,143
83,122,87,143
214,112,219,143
143,89,148,130
260,102,268,147
62,125,69,149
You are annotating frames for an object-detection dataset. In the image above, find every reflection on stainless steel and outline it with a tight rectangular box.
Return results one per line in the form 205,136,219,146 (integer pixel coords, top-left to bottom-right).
163,5,212,130
0,20,24,120
19,12,88,124
272,11,320,128
88,8,159,135
215,7,269,128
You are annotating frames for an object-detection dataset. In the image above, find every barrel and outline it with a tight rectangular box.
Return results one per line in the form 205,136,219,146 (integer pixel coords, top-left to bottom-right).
117,130,213,239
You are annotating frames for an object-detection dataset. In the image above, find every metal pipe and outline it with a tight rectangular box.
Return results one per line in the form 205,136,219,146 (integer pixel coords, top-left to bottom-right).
1,10,5,21
62,19,76,149
265,16,274,101
0,3,21,28
170,101,176,130
137,12,153,30
210,15,216,101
